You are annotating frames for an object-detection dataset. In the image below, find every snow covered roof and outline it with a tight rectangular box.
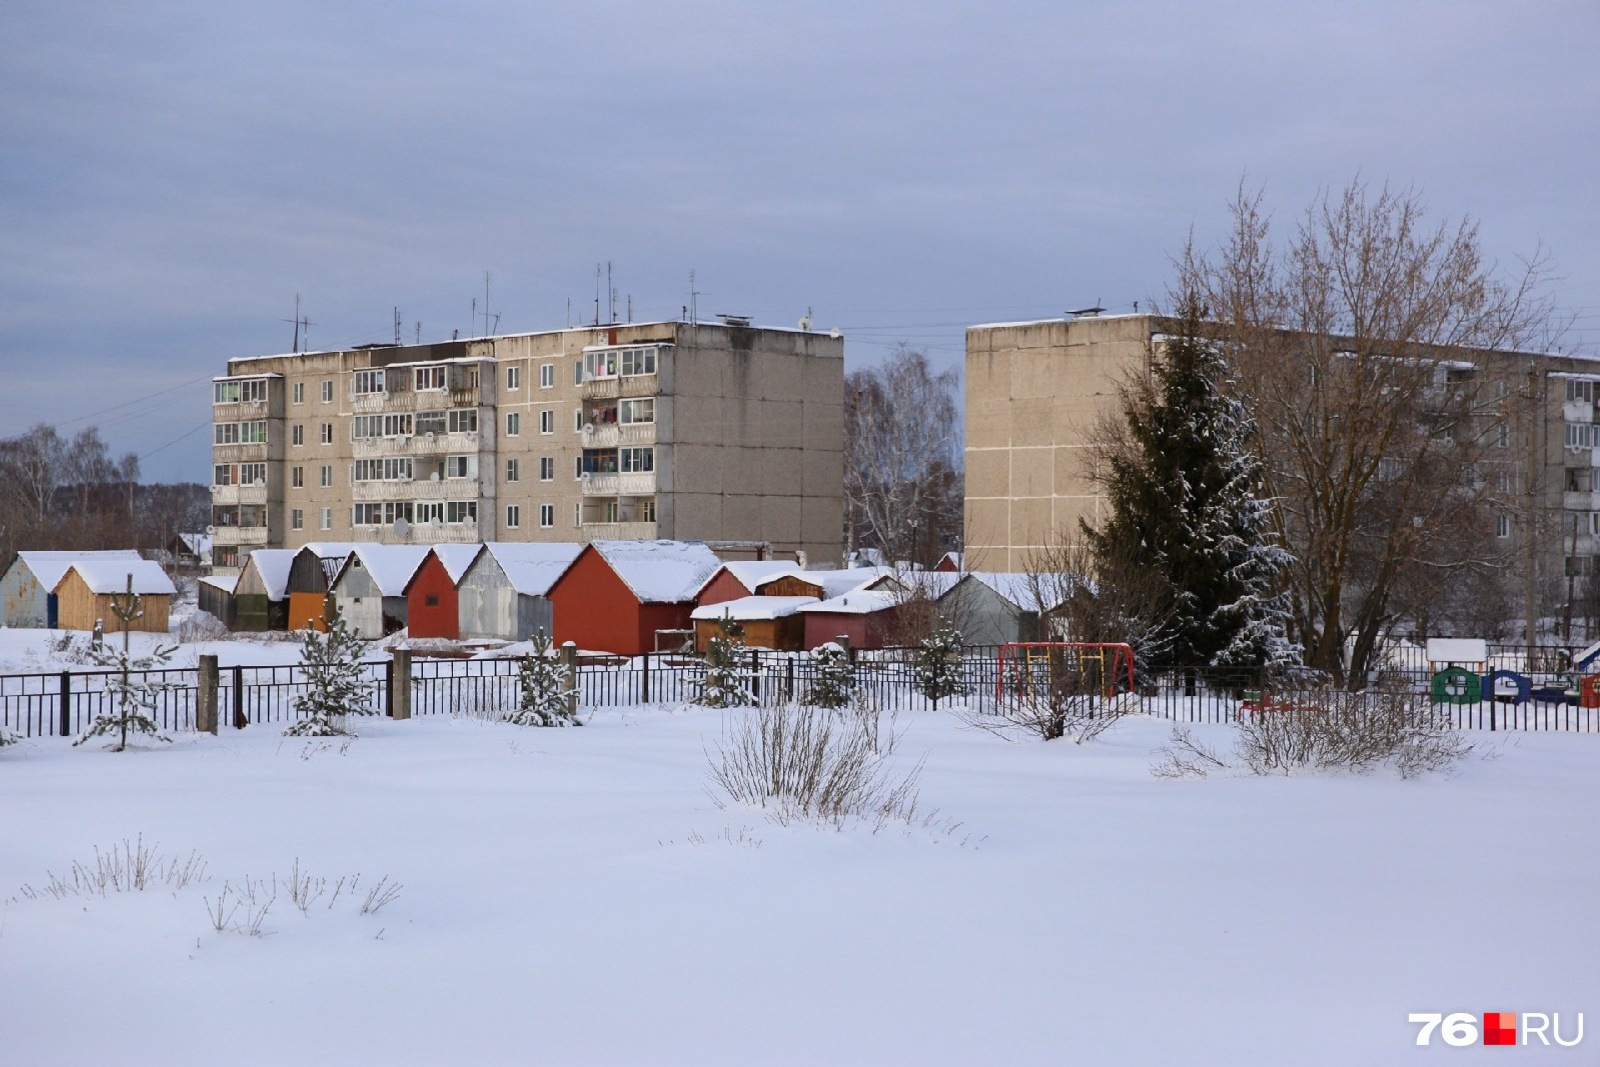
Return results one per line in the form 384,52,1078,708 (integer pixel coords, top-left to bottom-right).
177,533,213,556
691,596,819,621
700,559,805,596
477,542,585,596
428,543,485,585
796,588,898,616
57,559,176,596
14,550,144,592
755,567,887,600
242,549,297,600
199,574,239,594
591,540,723,603
335,545,432,597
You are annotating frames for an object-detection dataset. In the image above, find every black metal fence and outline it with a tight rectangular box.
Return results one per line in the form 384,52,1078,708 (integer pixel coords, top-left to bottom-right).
4,646,1597,740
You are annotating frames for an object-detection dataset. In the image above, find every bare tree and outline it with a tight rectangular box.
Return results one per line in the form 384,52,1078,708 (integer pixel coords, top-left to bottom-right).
844,345,962,568
1180,179,1559,683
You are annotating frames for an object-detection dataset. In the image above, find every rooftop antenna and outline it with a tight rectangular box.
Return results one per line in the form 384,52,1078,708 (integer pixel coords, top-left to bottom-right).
689,269,700,324
394,307,402,345
282,293,312,352
627,294,633,323
471,298,477,338
415,322,421,344
594,264,602,326
483,272,493,336
607,261,614,324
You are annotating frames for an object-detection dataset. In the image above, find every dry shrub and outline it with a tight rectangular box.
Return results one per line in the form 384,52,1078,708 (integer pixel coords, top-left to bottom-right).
706,698,923,827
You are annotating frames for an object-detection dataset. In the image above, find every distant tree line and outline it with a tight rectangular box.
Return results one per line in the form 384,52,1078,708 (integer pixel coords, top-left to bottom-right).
0,423,209,571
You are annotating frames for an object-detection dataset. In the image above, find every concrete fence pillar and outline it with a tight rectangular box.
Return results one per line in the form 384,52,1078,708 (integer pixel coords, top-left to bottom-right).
389,648,412,720
560,642,579,719
196,654,219,735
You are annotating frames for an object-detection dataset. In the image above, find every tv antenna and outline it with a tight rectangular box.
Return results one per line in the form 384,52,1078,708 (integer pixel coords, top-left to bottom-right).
282,293,313,352
688,269,701,324
393,307,403,345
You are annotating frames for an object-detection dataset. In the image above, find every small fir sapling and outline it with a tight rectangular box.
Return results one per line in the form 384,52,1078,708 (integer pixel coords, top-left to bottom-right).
285,609,372,736
695,617,753,708
505,630,580,727
74,576,177,751
913,619,965,709
805,641,855,709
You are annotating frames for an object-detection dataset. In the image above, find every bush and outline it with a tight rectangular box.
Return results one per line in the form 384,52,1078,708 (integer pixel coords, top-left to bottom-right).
705,700,922,827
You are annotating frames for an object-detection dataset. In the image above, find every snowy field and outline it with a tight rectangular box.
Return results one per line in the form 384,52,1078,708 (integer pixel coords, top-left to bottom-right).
3,691,1597,1064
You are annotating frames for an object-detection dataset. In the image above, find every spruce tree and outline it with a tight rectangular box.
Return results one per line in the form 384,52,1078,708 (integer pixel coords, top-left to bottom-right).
804,641,855,709
74,577,177,751
286,609,372,736
506,631,580,727
913,619,966,708
695,618,752,708
1085,296,1295,672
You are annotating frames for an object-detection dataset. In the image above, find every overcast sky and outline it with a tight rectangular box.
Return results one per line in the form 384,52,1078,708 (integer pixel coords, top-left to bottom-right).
3,0,1597,482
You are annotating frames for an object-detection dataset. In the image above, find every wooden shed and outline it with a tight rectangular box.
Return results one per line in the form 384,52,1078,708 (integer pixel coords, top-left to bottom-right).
1,551,144,628
404,544,484,640
196,574,239,629
53,560,176,634
695,560,804,609
329,545,430,639
285,542,358,631
691,596,817,652
547,540,722,656
457,542,584,642
232,548,295,631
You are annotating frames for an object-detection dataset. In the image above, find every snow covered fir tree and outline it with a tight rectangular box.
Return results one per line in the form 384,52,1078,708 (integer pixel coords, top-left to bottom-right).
913,619,966,708
1084,296,1295,674
695,617,752,708
74,577,177,751
286,610,373,736
804,641,855,709
506,631,580,727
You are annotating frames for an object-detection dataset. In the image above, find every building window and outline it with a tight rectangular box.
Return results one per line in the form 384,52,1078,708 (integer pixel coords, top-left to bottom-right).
292,425,304,446
446,455,474,479
506,458,519,482
214,421,268,445
574,360,583,386
574,502,582,528
574,409,583,433
213,379,268,404
506,505,520,529
415,366,446,391
292,382,304,404
448,408,478,433
539,410,554,435
620,447,654,473
539,504,554,528
292,466,304,488
540,363,554,389
622,347,656,376
1497,469,1512,493
640,498,656,522
1497,514,1511,539
353,458,413,481
1568,380,1595,404
1497,422,1510,449
506,412,520,436
540,457,554,481
447,500,477,524
574,456,583,479
506,365,521,390
352,369,385,395
320,465,332,487
321,380,333,403
620,397,655,424
320,423,333,444
319,507,332,531
291,509,304,530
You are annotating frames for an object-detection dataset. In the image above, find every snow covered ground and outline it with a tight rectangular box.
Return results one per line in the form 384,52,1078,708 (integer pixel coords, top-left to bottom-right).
2,699,1596,1064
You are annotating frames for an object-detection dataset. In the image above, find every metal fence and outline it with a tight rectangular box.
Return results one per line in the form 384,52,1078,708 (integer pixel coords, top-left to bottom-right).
4,646,1598,740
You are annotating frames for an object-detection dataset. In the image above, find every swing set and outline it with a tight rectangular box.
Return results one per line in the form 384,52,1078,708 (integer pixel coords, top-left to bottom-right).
995,642,1136,704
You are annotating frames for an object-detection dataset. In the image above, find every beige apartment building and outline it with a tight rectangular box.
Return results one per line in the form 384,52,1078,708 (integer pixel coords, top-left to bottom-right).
210,320,844,572
965,313,1600,623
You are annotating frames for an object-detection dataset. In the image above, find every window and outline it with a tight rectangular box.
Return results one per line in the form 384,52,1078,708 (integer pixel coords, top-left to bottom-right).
320,380,333,403
539,410,554,435
575,456,583,479
539,504,554,528
292,382,304,404
582,346,659,381
212,465,232,486
640,498,656,522
506,365,521,390
291,509,304,530
319,507,332,531
446,455,474,479
506,505,521,529
414,366,446,391
1568,380,1595,404
620,447,654,473
417,502,443,524
213,421,268,445
447,500,477,524
506,458,520,482
540,457,554,481
574,503,582,528
574,360,583,386
1567,468,1592,493
447,408,478,434
506,412,520,436
353,503,383,526
352,415,412,438
584,349,618,380
353,369,385,395
1567,424,1595,450
292,466,304,488
292,424,304,446
320,465,332,488
416,410,447,435
540,363,554,389
574,409,583,433
320,423,333,444
620,398,655,424
1497,469,1512,493
353,458,413,481
1496,422,1510,449
1497,514,1512,539
621,346,656,376
213,379,268,404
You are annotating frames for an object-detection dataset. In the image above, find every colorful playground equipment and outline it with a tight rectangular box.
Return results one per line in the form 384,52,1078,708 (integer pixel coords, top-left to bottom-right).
995,642,1136,704
1425,637,1593,707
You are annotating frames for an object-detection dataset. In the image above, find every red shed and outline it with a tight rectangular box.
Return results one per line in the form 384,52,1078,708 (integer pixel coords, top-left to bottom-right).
694,560,801,608
404,544,484,640
547,540,722,655
798,587,901,650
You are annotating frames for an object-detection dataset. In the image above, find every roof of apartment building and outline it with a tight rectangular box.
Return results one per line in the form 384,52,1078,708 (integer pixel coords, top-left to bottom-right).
473,542,586,597
590,540,723,603
59,559,176,596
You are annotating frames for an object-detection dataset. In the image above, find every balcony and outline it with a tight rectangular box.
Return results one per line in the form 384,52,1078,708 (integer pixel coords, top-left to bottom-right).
212,526,270,547
580,521,658,540
581,472,656,497
357,523,481,545
580,374,657,401
353,479,475,501
353,431,481,457
584,423,656,449
212,442,269,463
210,484,268,506
1564,491,1600,512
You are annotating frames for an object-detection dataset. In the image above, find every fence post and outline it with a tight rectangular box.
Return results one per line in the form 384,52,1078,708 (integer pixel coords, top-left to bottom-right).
196,655,219,735
389,649,411,720
642,650,651,703
58,670,71,737
749,649,761,704
232,665,246,729
560,642,579,720
786,656,796,703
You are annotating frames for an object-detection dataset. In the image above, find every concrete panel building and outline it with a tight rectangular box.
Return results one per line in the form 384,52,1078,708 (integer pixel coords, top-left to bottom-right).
209,320,845,574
